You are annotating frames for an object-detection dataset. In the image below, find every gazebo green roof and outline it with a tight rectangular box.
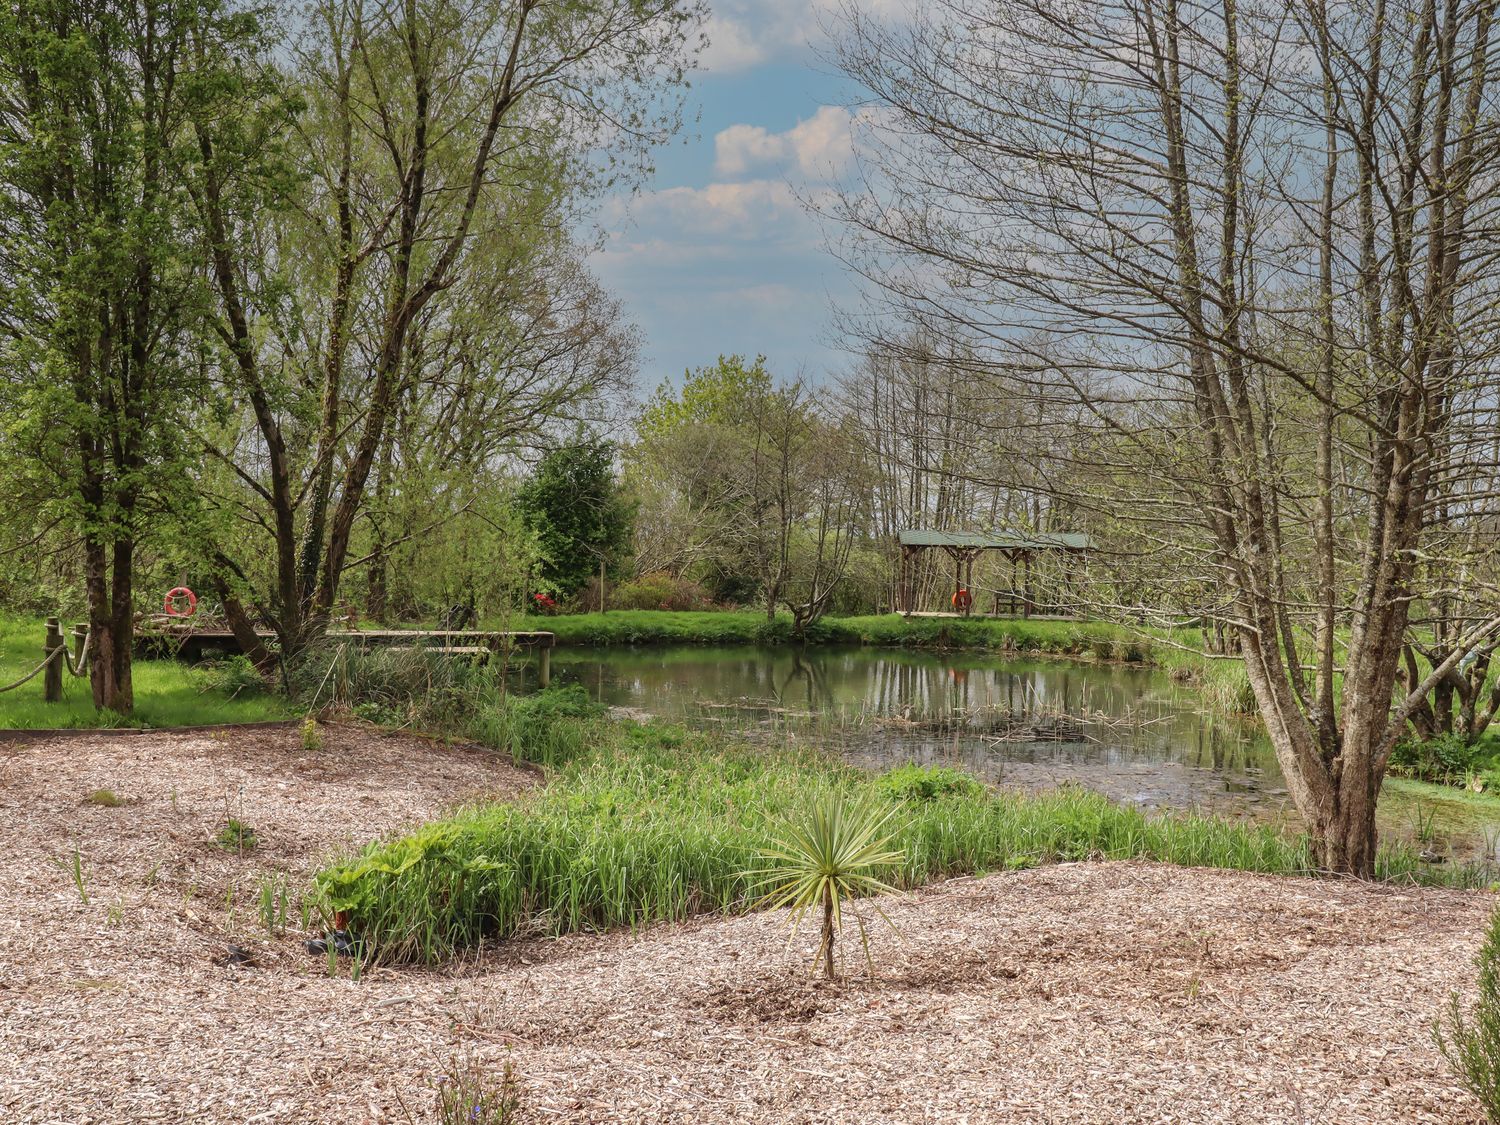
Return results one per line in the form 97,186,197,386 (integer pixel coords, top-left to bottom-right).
897,530,1091,551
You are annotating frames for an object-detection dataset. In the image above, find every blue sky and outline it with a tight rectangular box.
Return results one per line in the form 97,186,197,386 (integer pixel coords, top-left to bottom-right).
591,1,887,396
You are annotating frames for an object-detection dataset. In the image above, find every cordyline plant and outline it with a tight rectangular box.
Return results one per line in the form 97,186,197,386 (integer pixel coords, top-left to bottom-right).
748,795,905,980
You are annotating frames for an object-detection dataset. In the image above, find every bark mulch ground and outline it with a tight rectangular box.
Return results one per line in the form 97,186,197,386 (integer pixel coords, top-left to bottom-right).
0,725,1490,1124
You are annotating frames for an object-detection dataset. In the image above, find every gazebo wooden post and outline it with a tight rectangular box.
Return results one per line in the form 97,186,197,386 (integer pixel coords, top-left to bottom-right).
898,544,921,614
1022,551,1033,618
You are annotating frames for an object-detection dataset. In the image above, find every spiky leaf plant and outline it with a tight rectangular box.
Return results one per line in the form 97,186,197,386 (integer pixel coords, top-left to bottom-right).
748,794,906,979
1438,904,1500,1122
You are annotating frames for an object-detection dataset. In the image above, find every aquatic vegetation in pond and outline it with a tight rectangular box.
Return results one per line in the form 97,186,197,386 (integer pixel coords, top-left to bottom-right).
316,706,1493,964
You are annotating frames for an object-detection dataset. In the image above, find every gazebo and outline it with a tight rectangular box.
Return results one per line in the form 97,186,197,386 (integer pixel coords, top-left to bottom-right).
896,529,1091,617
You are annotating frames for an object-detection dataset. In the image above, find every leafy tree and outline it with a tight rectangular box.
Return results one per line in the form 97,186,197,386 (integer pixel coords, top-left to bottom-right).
517,441,632,600
637,353,772,443
192,0,699,663
0,0,274,712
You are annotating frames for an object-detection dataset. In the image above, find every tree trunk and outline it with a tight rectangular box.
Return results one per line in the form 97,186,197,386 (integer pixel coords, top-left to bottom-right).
821,883,836,980
367,543,388,623
84,538,134,714
1311,776,1379,877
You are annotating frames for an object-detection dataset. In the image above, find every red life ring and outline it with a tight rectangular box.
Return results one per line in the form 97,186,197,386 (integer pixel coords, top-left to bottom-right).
951,588,973,611
164,587,198,617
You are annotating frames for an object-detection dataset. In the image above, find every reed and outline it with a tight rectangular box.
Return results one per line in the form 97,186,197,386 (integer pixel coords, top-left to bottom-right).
316,695,1490,964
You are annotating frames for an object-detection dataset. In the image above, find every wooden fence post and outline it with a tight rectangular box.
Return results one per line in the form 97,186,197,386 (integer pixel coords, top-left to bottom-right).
539,637,552,689
43,617,63,702
72,623,88,674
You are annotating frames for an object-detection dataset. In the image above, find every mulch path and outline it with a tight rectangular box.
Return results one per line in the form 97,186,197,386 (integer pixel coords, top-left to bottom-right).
0,725,1489,1123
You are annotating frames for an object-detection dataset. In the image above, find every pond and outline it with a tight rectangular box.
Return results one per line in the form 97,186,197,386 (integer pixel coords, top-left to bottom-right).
544,643,1500,864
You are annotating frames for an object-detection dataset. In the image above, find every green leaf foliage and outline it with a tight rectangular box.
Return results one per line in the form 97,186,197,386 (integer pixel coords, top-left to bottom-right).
516,440,633,598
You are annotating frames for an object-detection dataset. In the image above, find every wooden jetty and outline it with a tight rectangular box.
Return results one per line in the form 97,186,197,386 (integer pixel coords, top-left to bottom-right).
140,628,557,685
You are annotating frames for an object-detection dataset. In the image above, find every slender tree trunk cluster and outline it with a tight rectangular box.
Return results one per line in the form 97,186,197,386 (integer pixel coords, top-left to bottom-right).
834,0,1500,874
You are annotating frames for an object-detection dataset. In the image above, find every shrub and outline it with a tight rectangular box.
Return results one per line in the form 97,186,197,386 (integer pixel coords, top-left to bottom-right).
877,764,985,802
608,571,716,612
300,714,323,751
747,794,904,979
1438,903,1500,1122
1391,732,1480,783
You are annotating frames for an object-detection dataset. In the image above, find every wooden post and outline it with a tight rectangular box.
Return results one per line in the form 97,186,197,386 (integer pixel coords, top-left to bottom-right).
71,623,88,673
43,617,63,702
1023,552,1033,619
539,638,552,689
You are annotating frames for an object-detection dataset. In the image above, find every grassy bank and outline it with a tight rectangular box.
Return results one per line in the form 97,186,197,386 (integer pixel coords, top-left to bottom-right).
538,609,1153,652
0,616,287,729
316,689,1485,964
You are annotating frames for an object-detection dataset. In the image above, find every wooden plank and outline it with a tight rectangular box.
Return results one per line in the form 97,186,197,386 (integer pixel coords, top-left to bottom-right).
135,628,556,660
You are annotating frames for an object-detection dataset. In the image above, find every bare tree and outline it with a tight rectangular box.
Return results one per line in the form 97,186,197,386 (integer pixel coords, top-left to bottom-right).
834,0,1500,874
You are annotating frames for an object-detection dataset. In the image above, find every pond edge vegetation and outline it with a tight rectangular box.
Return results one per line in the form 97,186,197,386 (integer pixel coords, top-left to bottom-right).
312,683,1498,967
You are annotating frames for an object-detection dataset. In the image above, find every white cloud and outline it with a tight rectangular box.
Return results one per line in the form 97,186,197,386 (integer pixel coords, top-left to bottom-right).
622,180,810,242
699,0,915,73
699,16,770,73
787,106,859,178
713,106,864,181
713,123,788,178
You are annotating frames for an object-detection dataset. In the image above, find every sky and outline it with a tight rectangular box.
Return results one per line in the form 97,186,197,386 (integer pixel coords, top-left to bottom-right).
590,0,883,397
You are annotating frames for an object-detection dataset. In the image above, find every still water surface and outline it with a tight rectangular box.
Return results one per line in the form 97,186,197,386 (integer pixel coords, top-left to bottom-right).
548,645,1283,817
543,644,1500,862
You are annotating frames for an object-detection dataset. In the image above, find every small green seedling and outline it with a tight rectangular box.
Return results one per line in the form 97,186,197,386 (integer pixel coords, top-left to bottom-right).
51,843,89,904
217,819,258,853
300,714,322,752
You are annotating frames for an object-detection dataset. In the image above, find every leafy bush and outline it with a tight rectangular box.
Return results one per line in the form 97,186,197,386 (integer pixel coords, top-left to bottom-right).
1391,733,1481,783
877,764,985,802
608,571,716,612
1438,904,1500,1122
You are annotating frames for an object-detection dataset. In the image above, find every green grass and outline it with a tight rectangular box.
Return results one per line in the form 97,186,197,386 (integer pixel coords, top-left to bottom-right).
0,615,289,729
316,689,1486,964
535,609,1153,652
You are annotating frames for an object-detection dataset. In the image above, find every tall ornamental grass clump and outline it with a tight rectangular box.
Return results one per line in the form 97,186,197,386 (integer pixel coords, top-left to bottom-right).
286,642,499,730
318,691,1432,965
316,689,1490,964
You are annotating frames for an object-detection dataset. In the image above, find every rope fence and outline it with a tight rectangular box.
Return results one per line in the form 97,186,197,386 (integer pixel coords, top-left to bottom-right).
0,618,91,700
